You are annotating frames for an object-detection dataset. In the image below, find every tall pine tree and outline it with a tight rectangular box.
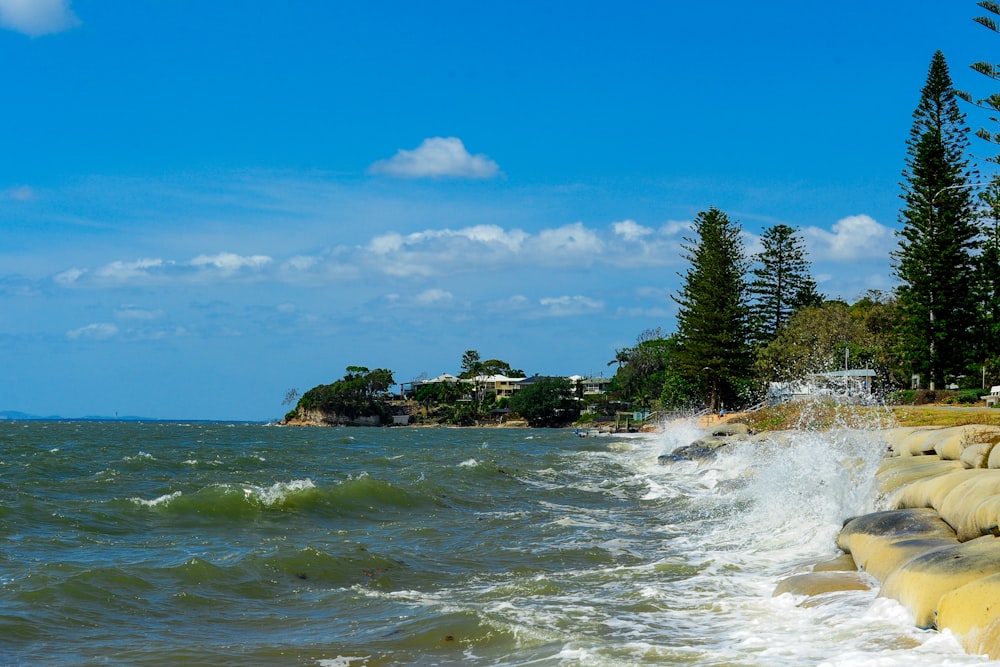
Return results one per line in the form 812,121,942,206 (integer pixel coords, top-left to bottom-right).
958,1,1000,161
958,2,1000,384
672,207,752,411
977,182,1000,377
749,223,822,342
894,50,979,390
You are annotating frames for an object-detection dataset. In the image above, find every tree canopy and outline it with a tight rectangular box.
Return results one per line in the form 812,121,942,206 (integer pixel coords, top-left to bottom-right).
672,207,753,411
749,223,822,342
296,366,396,423
894,50,980,390
509,376,579,427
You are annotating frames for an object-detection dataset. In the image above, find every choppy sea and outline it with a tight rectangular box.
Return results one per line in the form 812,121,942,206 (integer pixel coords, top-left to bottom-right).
0,419,994,666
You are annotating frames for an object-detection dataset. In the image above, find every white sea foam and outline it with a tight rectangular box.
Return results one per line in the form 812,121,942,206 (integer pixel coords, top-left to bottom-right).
316,657,370,667
133,490,182,507
245,478,315,505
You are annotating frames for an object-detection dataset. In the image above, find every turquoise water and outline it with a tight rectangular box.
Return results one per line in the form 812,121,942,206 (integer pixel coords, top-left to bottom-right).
0,421,990,666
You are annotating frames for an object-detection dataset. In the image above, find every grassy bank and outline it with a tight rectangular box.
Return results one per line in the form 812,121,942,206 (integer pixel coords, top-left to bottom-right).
732,401,1000,432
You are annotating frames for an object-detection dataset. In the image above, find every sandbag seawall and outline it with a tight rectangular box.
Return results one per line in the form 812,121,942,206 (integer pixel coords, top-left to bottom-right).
835,424,1000,659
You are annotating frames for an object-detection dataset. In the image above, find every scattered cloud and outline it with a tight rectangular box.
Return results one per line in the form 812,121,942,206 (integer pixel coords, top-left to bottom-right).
45,213,892,307
67,322,118,340
189,252,272,274
95,258,167,283
613,219,653,241
0,0,79,37
414,288,453,305
368,137,500,179
535,223,603,262
804,214,894,261
53,267,86,286
538,295,604,316
55,253,275,287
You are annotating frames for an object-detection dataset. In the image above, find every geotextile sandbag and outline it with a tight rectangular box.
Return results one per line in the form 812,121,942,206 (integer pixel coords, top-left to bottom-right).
837,508,957,569
892,468,991,512
880,534,1000,629
937,472,1000,538
876,456,962,495
936,573,1000,659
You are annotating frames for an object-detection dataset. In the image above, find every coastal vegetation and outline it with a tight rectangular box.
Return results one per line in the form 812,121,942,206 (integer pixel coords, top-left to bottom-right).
288,366,395,425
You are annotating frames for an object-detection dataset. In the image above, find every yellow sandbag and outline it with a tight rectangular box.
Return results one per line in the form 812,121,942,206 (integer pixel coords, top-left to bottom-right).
959,495,1000,542
856,537,959,581
837,508,956,565
961,443,994,470
938,472,1000,538
879,427,925,456
773,571,871,597
888,427,947,457
877,457,961,495
936,572,1000,659
812,553,857,572
932,425,1000,460
892,469,988,511
881,535,1000,628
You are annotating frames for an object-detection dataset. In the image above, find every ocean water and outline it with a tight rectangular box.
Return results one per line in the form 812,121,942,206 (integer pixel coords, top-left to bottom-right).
0,419,993,666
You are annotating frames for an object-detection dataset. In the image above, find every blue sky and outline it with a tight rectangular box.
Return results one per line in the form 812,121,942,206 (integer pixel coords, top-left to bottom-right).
0,1,993,420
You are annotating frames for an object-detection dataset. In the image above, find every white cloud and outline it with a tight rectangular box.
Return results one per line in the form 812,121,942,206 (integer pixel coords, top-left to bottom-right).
613,219,653,241
95,258,167,282
284,255,318,271
54,267,85,286
67,322,118,340
414,288,453,305
536,223,603,260
368,137,500,179
189,252,272,274
538,295,604,316
659,220,691,236
804,214,894,261
0,0,79,37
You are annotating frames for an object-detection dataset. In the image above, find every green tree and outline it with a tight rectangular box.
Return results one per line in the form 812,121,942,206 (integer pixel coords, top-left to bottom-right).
479,359,525,378
850,291,904,388
458,350,485,418
976,182,1000,382
754,301,862,384
509,376,579,427
957,1,1000,161
610,329,695,410
460,350,482,377
296,366,396,424
894,50,980,390
672,207,753,411
749,223,822,342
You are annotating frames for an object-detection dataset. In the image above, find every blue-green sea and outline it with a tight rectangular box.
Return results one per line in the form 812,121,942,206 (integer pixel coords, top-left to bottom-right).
0,420,992,666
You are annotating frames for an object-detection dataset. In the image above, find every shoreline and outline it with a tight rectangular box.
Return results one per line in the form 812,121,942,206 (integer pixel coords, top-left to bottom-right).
751,416,1000,660
664,404,1000,660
